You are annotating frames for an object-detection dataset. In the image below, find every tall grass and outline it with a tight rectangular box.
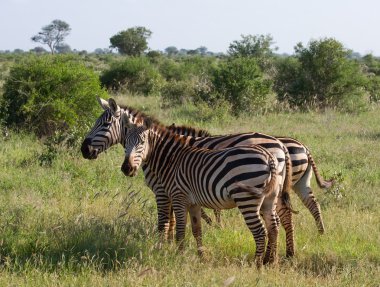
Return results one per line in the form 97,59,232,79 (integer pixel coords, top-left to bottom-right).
0,96,379,286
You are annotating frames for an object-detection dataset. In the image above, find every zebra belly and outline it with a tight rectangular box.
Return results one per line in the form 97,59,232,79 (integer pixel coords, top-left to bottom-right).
187,185,236,210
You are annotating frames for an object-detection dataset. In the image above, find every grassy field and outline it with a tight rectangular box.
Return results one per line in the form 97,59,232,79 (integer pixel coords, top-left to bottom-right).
0,94,379,286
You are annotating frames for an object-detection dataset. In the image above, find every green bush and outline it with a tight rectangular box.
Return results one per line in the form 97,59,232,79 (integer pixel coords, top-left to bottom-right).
367,76,380,102
0,55,107,136
158,58,187,81
272,56,302,103
100,57,164,95
274,38,368,110
212,57,272,114
181,56,219,77
161,80,196,105
361,54,380,102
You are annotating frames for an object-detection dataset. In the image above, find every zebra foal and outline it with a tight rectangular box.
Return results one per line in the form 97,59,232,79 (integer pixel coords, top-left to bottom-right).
120,115,281,267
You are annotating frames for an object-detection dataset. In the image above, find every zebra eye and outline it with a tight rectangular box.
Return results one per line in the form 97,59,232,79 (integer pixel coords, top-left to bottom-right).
139,136,146,144
104,115,113,124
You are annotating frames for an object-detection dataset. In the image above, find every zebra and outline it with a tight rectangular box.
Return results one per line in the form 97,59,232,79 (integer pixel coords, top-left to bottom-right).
170,125,333,234
81,97,332,257
120,114,281,267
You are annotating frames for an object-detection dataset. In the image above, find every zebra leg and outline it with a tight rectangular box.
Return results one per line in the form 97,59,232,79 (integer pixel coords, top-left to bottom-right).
276,196,295,257
172,195,189,251
200,208,213,226
168,205,176,241
230,187,266,268
156,192,172,241
189,205,203,257
213,209,222,227
293,165,325,234
261,193,280,265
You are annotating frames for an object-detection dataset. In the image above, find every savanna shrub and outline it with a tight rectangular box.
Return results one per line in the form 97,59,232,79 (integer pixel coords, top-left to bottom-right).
362,54,380,102
274,38,368,110
100,57,164,95
158,58,188,81
180,56,219,79
366,75,380,102
0,55,107,136
212,57,272,114
161,80,196,105
272,56,302,103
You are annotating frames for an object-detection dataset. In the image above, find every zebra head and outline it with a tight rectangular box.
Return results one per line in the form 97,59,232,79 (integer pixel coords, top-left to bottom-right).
81,97,122,160
121,114,151,177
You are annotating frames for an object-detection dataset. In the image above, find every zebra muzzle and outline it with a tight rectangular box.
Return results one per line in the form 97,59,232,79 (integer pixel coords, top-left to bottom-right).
81,138,99,160
121,161,137,177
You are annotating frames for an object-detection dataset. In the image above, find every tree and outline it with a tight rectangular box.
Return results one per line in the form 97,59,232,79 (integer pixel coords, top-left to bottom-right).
187,49,199,55
94,48,112,55
196,46,208,56
31,20,71,54
228,34,276,58
165,46,178,56
30,46,48,54
110,26,152,56
228,34,277,73
55,43,71,54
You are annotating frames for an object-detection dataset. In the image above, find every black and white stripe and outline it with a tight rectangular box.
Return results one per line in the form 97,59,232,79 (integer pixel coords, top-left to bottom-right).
121,117,281,267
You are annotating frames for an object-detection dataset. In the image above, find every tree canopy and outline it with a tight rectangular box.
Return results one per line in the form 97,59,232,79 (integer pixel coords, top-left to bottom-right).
31,20,71,54
228,34,276,58
274,38,367,109
109,27,152,56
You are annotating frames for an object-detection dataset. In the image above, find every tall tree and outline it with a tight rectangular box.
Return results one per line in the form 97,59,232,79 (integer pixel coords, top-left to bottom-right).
110,26,152,56
31,20,71,54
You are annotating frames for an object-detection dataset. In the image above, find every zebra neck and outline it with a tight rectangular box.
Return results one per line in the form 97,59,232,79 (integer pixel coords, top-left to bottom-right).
145,127,194,178
120,108,140,146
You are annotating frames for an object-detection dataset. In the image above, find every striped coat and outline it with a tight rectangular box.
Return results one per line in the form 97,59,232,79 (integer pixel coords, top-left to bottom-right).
121,117,281,267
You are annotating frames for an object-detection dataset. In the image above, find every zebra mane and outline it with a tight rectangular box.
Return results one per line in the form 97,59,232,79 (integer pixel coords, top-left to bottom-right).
119,104,161,127
118,104,208,144
168,124,212,137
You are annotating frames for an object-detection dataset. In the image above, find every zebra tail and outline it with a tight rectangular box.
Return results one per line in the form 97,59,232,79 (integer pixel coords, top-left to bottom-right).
262,155,278,196
307,150,335,189
282,148,293,196
235,182,263,197
281,190,299,214
282,148,298,214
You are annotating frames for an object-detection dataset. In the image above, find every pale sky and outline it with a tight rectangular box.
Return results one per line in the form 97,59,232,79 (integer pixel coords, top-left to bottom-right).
1,0,380,55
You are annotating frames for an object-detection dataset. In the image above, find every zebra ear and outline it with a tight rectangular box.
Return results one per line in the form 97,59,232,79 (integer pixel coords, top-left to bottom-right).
97,96,109,110
122,113,133,128
108,98,120,116
144,118,154,129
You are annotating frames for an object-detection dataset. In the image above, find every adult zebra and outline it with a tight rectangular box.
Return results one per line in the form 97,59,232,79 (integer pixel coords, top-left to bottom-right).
81,97,331,257
171,125,333,233
120,114,281,268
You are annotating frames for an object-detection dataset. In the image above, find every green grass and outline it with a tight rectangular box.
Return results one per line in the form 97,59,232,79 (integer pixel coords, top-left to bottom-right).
0,97,379,286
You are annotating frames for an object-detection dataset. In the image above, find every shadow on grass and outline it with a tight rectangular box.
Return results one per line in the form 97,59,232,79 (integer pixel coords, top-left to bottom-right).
280,252,379,277
356,131,380,141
